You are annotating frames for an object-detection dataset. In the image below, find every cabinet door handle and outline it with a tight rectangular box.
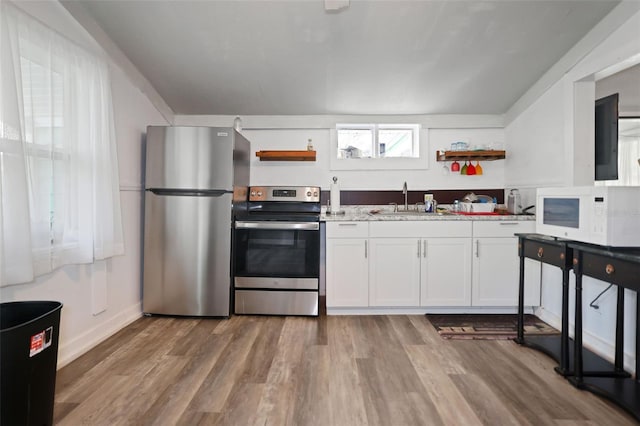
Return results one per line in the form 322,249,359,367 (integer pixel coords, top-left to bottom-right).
423,240,427,258
338,223,357,227
499,222,519,226
475,240,479,257
417,240,421,258
364,240,368,258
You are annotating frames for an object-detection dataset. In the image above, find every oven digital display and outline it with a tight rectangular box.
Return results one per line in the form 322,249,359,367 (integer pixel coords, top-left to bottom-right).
272,189,296,198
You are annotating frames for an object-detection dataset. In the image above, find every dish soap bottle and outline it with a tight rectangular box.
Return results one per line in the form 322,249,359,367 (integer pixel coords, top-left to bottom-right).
307,138,314,151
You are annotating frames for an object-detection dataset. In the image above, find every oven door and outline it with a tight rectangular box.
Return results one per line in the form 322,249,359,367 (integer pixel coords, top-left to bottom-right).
233,221,320,289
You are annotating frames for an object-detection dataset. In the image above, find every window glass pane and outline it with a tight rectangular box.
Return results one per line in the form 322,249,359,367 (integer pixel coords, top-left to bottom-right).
378,128,415,158
20,57,64,147
337,128,373,158
26,156,53,246
20,54,66,247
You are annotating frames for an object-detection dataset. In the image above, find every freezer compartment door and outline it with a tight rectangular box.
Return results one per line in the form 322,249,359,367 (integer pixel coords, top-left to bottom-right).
145,126,235,190
143,191,233,316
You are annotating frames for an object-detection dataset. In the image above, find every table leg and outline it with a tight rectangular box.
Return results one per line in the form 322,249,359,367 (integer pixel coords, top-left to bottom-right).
615,287,625,372
559,268,570,374
636,291,639,382
515,242,525,345
573,257,584,387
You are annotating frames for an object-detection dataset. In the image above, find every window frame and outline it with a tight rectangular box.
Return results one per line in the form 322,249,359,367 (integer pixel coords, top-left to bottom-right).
330,123,429,171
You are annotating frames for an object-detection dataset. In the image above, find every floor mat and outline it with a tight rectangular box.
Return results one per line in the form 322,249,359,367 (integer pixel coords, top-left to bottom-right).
426,314,559,340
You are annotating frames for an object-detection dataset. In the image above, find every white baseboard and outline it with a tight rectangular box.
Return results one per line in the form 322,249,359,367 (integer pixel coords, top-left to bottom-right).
536,307,635,374
327,306,536,316
57,302,143,368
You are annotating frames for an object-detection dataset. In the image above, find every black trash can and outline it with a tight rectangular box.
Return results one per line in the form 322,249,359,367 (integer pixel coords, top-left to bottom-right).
1,301,63,426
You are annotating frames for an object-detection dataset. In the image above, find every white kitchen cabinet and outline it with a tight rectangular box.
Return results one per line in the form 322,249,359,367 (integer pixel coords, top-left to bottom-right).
368,238,421,306
421,237,472,306
325,219,537,312
369,221,472,308
471,221,541,306
326,222,369,307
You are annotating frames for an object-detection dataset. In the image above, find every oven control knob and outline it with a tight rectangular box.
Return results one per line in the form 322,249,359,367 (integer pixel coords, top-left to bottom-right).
307,191,312,197
313,191,318,197
250,190,256,197
256,191,263,197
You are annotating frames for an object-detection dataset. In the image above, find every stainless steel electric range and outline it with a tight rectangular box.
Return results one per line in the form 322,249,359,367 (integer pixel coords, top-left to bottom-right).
233,186,320,316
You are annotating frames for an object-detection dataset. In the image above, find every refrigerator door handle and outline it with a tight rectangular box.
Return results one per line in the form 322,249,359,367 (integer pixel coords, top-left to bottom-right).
235,221,319,231
148,188,229,197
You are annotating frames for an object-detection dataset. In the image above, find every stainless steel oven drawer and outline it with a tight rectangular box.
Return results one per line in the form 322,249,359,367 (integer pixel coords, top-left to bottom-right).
234,290,318,316
234,277,318,290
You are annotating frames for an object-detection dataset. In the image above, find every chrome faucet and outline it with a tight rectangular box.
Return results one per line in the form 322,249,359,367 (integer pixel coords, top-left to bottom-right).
402,181,408,211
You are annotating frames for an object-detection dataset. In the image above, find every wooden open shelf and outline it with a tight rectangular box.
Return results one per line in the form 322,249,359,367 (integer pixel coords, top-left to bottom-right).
256,150,316,161
436,150,506,162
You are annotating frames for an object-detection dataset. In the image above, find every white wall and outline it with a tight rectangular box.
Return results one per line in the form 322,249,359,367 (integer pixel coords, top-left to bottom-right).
596,64,640,116
505,5,640,371
176,115,507,192
0,2,170,367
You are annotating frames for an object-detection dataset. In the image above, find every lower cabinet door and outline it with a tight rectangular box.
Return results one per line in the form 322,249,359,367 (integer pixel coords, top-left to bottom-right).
326,238,369,307
369,238,421,307
421,238,472,306
472,237,541,306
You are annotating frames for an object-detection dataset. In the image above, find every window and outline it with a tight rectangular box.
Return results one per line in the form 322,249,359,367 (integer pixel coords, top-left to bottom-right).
331,123,427,171
1,2,124,286
20,56,67,250
336,124,419,159
596,117,640,186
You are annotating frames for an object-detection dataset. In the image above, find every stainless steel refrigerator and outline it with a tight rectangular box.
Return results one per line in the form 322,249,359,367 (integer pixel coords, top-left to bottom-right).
142,126,250,317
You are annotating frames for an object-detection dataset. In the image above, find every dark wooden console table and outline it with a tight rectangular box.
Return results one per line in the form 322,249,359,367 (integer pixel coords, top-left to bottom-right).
515,234,619,376
515,233,574,375
568,242,639,420
515,234,638,420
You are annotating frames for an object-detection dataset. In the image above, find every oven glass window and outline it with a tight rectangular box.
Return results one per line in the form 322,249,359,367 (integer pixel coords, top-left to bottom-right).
543,198,580,228
234,228,319,278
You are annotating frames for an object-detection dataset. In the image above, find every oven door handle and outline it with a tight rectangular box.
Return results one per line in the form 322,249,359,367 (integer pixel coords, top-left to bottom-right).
235,221,319,231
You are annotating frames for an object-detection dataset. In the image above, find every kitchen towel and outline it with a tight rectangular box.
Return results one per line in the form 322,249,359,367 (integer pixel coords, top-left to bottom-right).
330,183,341,213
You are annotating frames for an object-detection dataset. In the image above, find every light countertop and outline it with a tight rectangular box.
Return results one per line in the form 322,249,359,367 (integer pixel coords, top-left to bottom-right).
321,205,535,222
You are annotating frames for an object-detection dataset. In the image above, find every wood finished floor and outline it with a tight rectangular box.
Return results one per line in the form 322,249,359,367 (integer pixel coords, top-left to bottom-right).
54,313,636,425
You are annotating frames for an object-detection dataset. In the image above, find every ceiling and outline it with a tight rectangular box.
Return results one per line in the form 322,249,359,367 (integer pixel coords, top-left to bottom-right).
70,0,620,116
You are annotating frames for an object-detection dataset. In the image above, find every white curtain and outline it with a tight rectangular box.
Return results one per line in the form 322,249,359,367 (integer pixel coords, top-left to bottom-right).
0,3,124,286
616,133,640,186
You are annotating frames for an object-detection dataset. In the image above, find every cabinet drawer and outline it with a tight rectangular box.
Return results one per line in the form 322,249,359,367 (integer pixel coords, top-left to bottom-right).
473,221,535,238
580,252,639,290
522,240,572,269
370,220,471,238
326,221,369,238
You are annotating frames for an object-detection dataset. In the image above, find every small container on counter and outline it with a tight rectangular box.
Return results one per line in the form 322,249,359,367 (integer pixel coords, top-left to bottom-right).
424,194,436,213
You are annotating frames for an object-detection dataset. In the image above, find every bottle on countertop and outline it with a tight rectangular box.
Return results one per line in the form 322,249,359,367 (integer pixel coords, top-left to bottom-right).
307,138,314,151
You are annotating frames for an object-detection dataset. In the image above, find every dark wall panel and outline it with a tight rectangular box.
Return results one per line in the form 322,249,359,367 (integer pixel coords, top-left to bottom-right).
320,189,504,206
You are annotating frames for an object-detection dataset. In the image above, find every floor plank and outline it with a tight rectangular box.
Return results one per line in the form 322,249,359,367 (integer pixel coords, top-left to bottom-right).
53,314,638,425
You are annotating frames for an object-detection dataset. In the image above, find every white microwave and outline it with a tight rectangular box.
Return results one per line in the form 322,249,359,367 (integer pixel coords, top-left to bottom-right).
536,186,640,247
